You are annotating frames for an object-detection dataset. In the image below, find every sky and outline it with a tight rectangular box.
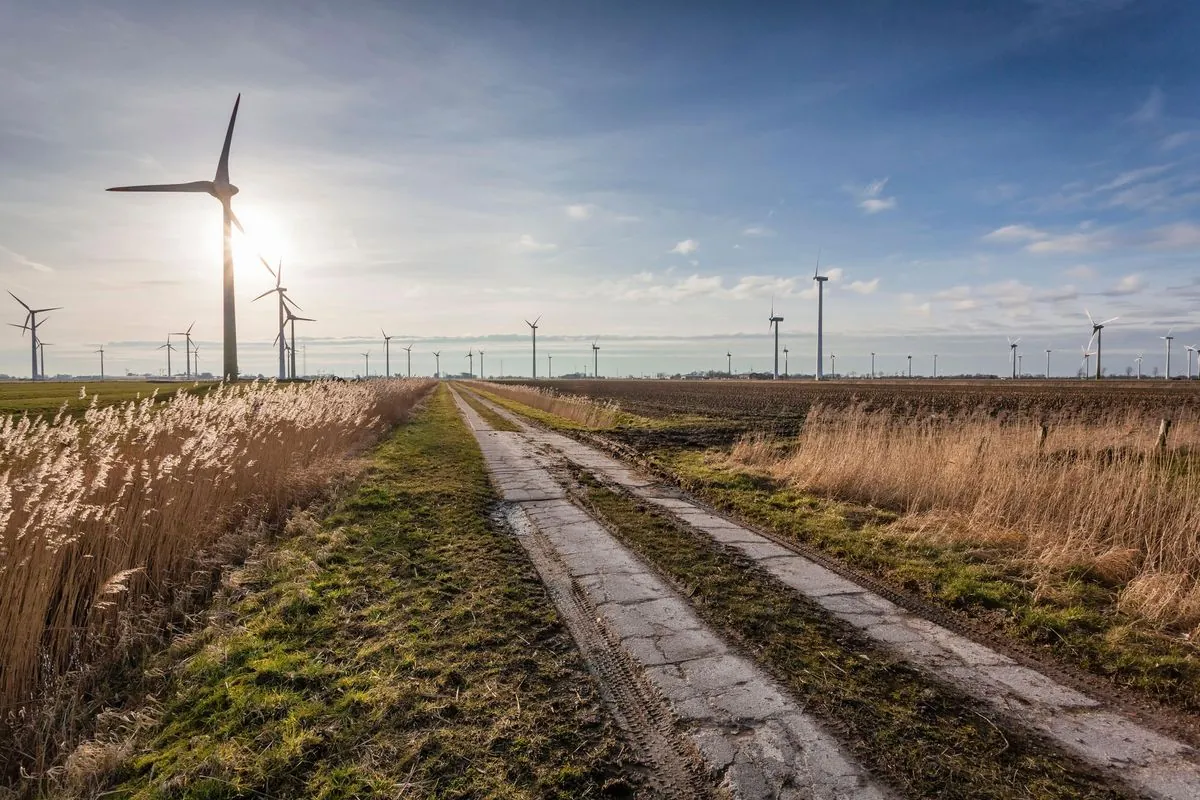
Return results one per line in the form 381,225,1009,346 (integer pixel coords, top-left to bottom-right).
3,0,1200,379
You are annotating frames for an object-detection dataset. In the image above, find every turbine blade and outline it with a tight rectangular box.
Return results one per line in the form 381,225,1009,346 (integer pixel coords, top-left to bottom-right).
282,293,302,311
1101,316,1119,325
295,316,315,322
187,320,195,334
216,94,241,185
225,201,245,234
32,307,63,313
252,288,277,302
259,255,277,280
1085,308,1094,325
813,247,821,279
107,181,214,193
534,315,541,326
7,291,30,311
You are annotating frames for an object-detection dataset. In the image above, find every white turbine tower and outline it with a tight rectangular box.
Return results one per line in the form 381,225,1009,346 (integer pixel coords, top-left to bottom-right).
813,250,828,381
1162,327,1176,379
1086,309,1118,381
1045,348,1052,379
768,300,783,380
1007,336,1020,379
1187,345,1198,380
1135,352,1143,380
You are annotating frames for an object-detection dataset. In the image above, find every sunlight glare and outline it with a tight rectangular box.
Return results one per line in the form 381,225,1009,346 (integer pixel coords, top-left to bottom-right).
231,204,288,280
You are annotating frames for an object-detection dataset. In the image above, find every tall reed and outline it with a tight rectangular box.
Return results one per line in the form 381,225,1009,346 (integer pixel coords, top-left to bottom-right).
730,403,1200,634
468,381,621,428
0,378,432,777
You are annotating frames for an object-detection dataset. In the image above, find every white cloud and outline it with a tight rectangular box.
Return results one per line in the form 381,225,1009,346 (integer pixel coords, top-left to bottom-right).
982,224,1048,243
1130,86,1164,125
934,285,972,301
742,225,773,237
952,299,980,311
565,204,594,220
983,223,1112,254
825,267,844,282
847,278,879,295
1064,265,1096,279
669,239,698,255
857,178,897,214
513,234,556,252
1147,222,1200,250
1162,131,1199,151
0,244,53,273
1105,273,1145,296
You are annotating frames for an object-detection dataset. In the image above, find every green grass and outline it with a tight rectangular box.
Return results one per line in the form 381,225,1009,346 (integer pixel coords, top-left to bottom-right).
571,469,1124,800
468,384,702,431
0,380,216,417
101,385,638,799
457,387,522,431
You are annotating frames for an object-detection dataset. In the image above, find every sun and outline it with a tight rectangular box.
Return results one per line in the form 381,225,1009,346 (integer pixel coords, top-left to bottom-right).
231,204,288,278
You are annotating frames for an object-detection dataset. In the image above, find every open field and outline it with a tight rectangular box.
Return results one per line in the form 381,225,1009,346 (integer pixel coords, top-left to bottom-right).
0,380,218,416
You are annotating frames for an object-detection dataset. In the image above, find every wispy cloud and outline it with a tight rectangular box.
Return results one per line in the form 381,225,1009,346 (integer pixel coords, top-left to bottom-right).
847,278,879,295
669,239,698,255
0,244,53,273
742,225,773,237
982,223,1112,254
1130,86,1164,125
1162,131,1199,151
1104,273,1146,296
1064,265,1096,280
1146,222,1200,250
982,224,1048,244
565,204,594,220
513,234,556,252
857,178,897,214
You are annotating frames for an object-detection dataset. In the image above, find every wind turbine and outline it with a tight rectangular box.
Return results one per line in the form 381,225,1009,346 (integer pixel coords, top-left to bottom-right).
870,352,876,379
108,94,246,381
726,351,732,377
8,292,61,380
36,341,52,379
768,300,783,380
253,258,299,380
172,321,196,378
1162,327,1176,379
1018,353,1023,376
403,343,413,378
158,336,177,377
361,351,370,378
548,354,553,378
95,345,106,381
592,339,600,378
1007,336,1020,379
1045,349,1052,379
907,354,912,378
1188,345,1198,380
466,349,474,378
479,350,485,378
782,345,789,378
1086,309,1118,380
194,347,201,375
432,351,441,379
831,353,837,378
813,249,828,380
381,329,393,378
1081,336,1096,379
1135,352,1143,380
933,353,938,378
282,307,314,379
526,316,540,378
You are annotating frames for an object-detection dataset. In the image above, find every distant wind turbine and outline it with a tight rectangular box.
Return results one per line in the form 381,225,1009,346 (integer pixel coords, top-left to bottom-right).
36,341,52,379
813,249,828,380
381,329,393,378
466,349,474,378
403,343,413,378
548,354,553,378
1081,337,1096,379
158,335,177,377
432,351,441,379
1187,345,1198,380
768,300,783,380
831,353,837,378
282,307,315,379
1135,352,1143,380
592,339,600,378
782,345,789,378
1045,348,1052,379
1007,336,1020,380
726,351,732,377
172,321,196,378
254,258,299,380
108,94,246,380
362,351,370,378
479,350,485,378
1086,309,1118,380
870,351,876,379
8,292,61,380
526,316,540,378
933,353,938,378
95,345,106,381
1163,327,1176,379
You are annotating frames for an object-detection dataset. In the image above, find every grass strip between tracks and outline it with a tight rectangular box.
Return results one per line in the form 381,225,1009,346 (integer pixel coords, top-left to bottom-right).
458,387,523,431
569,467,1128,800
475,390,1200,723
99,384,638,799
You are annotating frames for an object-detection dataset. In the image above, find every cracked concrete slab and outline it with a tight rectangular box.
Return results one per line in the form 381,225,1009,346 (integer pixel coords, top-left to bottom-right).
460,387,1200,800
451,388,889,799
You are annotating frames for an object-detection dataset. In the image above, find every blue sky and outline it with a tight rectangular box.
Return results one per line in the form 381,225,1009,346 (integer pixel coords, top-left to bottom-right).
2,0,1200,378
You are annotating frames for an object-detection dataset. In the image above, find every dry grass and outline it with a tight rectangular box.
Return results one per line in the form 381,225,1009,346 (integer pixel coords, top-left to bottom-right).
0,378,432,779
729,403,1200,635
467,380,620,428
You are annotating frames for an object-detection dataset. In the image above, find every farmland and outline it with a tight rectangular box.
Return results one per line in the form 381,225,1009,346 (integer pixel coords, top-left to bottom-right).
0,380,216,417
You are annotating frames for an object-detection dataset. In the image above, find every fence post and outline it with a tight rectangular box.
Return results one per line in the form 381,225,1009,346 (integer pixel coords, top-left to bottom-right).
1156,418,1172,452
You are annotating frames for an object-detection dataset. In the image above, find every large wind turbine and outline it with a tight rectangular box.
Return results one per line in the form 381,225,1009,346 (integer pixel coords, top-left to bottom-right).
548,354,553,377
172,321,196,378
158,335,177,377
1045,348,1052,379
361,352,370,378
726,351,732,377
768,301,783,380
108,94,246,381
1007,336,1020,379
592,339,600,378
526,316,540,378
37,341,52,379
8,292,61,380
479,350,485,378
1135,352,1143,380
813,250,828,381
432,351,441,379
1086,309,1118,380
466,349,474,378
282,307,314,379
96,345,106,381
381,329,393,378
1187,346,1198,380
253,258,299,380
403,343,413,378
1081,337,1096,379
1162,327,1176,379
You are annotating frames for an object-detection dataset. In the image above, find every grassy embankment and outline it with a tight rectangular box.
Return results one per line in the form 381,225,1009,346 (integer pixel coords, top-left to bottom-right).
466,388,1200,718
44,385,638,799
0,380,216,417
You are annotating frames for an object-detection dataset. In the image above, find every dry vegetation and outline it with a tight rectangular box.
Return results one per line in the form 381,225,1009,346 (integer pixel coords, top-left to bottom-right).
0,378,433,780
729,402,1200,635
467,380,621,428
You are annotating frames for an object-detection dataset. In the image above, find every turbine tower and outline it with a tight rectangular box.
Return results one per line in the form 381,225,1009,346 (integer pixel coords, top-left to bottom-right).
933,353,938,378
37,341,52,379
526,316,540,378
1135,353,1143,380
432,351,441,379
1162,327,1175,379
592,339,600,378
768,301,783,380
1187,346,1198,380
8,292,61,380
108,94,246,380
361,351,370,378
282,307,314,379
479,350,485,378
1007,337,1020,379
1081,338,1095,379
1086,309,1118,381
466,349,474,378
548,354,553,377
1045,348,1051,379
870,352,875,379
381,329,393,378
907,354,912,378
172,321,196,378
96,345,106,381
253,258,298,380
782,346,789,378
726,351,732,377
831,353,837,378
403,343,413,378
813,250,828,380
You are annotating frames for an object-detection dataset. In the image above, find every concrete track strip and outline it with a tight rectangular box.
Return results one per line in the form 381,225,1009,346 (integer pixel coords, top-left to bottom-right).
464,387,1200,800
451,388,890,800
